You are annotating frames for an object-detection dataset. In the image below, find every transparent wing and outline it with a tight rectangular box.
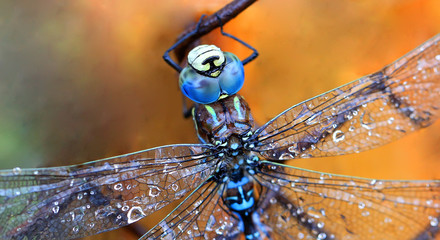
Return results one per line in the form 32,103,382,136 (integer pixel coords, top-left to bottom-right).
250,34,440,160
0,144,216,239
142,178,241,240
254,161,440,239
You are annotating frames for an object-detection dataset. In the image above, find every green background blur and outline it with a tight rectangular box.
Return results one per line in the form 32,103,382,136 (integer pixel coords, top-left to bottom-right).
1,0,440,239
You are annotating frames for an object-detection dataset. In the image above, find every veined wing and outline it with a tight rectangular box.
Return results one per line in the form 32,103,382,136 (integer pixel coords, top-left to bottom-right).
254,161,440,239
250,34,440,160
0,144,216,239
142,178,241,240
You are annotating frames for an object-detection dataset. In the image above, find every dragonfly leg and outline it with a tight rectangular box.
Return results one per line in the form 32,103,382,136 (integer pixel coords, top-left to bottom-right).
163,15,207,73
214,13,258,65
163,15,205,118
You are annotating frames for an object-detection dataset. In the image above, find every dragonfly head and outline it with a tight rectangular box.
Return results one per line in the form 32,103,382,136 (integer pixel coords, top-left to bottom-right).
179,45,245,104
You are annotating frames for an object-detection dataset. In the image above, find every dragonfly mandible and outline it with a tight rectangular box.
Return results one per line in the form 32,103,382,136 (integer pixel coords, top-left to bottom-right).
1,23,440,240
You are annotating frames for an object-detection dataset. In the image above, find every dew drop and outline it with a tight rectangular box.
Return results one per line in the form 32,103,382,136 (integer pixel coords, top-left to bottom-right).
206,215,216,231
317,233,327,239
114,183,123,191
430,217,439,227
361,210,370,216
373,181,384,190
384,217,392,223
279,152,294,160
149,186,161,197
426,200,433,206
127,206,146,224
358,202,365,209
306,114,319,125
277,179,289,186
171,183,179,192
387,117,395,124
52,206,60,214
12,167,21,175
300,153,312,158
332,130,345,143
320,208,326,217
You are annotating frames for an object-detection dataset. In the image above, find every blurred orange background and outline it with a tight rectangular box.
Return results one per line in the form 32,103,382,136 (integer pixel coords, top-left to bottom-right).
0,0,439,239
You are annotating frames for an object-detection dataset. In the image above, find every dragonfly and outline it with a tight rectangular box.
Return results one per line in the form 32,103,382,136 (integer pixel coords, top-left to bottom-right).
1,21,440,239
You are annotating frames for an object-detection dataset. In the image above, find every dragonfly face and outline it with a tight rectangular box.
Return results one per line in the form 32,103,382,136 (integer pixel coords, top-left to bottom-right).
180,45,245,104
1,36,440,240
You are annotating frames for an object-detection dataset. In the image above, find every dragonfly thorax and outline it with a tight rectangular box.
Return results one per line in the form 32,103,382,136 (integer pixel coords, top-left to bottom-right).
193,94,255,144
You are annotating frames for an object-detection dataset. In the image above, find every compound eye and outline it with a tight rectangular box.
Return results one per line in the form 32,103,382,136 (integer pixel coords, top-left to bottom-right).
188,45,225,77
179,66,221,104
217,52,244,95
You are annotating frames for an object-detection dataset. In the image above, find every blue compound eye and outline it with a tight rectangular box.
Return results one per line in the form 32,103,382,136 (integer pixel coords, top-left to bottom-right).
179,67,221,104
217,52,244,95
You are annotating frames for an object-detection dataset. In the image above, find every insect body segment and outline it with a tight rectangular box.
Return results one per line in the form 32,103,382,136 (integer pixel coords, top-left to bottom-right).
224,171,256,213
193,94,254,143
179,45,245,104
223,170,268,240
